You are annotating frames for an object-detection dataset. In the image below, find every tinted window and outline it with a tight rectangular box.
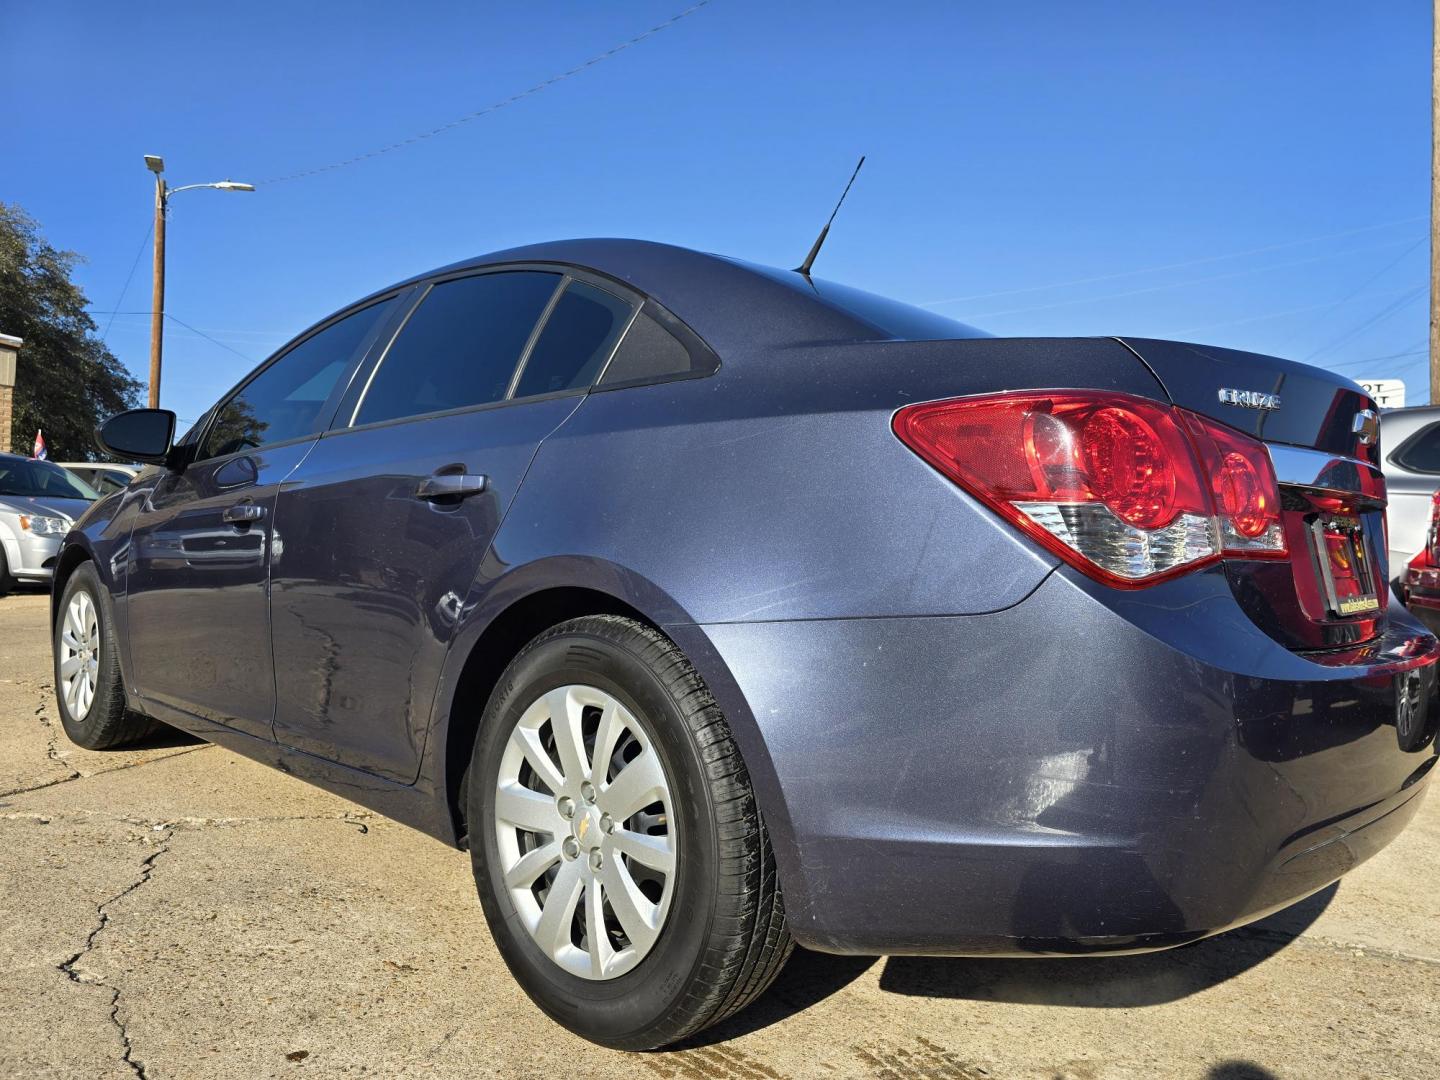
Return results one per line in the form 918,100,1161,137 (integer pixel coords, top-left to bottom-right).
355,271,560,426
599,310,697,386
513,281,632,398
1395,422,1440,474
0,458,97,500
92,471,130,495
202,300,391,460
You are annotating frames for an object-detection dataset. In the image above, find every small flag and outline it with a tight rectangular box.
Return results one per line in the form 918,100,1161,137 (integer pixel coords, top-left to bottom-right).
32,430,46,460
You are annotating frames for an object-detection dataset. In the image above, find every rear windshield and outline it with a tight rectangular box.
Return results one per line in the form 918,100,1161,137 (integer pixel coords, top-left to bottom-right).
734,260,990,341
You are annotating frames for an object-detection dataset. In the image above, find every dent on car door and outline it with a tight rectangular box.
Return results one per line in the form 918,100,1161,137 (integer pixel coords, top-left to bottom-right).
125,298,396,737
269,271,636,783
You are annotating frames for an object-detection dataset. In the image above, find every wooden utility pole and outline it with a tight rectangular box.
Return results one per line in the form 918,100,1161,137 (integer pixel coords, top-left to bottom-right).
148,169,167,411
139,154,253,410
1432,0,1440,404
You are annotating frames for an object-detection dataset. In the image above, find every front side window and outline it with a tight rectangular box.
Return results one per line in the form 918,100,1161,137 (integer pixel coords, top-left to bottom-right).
355,271,561,427
201,299,392,461
512,281,633,398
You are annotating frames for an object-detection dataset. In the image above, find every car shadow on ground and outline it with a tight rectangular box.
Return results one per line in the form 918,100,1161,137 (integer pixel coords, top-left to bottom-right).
877,882,1338,1008
1206,1064,1281,1080
683,883,1336,1048
125,720,206,750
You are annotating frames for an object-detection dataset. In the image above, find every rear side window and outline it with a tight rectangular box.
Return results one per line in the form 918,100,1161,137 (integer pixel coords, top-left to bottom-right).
201,299,392,460
598,305,714,387
1393,423,1440,474
513,281,633,398
355,271,560,426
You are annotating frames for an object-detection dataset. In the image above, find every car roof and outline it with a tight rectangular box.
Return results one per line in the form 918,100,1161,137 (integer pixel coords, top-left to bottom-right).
1381,404,1440,436
348,238,931,358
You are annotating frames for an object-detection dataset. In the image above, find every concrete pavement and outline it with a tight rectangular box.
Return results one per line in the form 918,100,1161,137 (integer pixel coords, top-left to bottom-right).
1,590,1438,1079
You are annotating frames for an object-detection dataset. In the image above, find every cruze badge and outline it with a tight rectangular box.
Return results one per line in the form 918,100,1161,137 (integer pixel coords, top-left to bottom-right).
1217,388,1281,410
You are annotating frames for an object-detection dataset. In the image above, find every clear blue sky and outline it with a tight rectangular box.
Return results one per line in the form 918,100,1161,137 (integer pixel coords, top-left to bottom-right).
7,0,1432,426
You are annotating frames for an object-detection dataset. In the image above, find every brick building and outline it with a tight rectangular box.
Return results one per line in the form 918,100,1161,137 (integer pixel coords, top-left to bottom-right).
0,333,20,455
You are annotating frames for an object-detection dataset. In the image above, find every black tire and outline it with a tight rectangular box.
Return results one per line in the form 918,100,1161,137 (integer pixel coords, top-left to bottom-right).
53,562,161,749
0,545,15,596
467,615,792,1050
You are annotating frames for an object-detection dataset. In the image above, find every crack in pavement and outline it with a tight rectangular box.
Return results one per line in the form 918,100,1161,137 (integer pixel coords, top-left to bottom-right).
0,744,214,801
56,829,173,1080
0,808,379,833
1,677,213,802
33,695,82,783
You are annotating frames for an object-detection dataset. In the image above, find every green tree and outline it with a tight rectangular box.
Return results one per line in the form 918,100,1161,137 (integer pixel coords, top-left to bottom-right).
0,202,143,460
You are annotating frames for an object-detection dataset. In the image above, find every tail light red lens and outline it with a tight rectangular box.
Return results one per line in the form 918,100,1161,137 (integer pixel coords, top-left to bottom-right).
893,391,1286,588
1181,411,1285,552
1406,492,1440,591
1079,406,1179,528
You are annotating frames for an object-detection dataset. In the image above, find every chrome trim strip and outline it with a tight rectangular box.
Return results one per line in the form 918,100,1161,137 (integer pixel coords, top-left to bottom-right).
1266,443,1379,496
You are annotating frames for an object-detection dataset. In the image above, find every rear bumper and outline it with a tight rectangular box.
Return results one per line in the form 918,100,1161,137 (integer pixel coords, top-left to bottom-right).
700,566,1439,956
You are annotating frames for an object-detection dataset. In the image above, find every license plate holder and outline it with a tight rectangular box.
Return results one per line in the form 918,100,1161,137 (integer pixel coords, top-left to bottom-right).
1308,513,1380,618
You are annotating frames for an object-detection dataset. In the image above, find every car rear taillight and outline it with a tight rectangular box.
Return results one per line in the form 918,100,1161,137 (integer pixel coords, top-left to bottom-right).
1406,492,1440,591
893,392,1286,588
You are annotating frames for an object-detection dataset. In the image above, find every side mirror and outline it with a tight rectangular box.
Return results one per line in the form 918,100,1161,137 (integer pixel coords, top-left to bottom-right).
95,409,176,465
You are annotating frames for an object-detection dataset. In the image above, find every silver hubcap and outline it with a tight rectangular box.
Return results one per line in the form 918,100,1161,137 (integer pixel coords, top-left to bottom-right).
60,592,100,719
494,685,677,980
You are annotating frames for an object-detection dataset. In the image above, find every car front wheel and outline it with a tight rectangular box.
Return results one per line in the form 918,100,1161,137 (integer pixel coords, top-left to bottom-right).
467,615,791,1050
53,562,161,749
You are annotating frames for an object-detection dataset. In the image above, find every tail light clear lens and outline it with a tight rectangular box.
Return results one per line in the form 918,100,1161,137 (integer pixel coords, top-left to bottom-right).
893,392,1286,588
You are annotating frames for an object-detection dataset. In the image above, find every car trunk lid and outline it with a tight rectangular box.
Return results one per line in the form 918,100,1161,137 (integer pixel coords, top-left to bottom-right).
1118,337,1387,651
1115,337,1376,460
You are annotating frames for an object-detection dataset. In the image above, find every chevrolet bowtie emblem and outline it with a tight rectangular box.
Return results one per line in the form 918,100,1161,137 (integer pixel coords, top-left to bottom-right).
1352,408,1379,446
1218,388,1281,410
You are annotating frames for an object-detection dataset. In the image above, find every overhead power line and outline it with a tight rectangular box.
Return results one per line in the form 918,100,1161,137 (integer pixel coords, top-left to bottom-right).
163,313,256,363
1160,284,1421,338
1304,285,1428,362
960,236,1420,321
257,1,714,185
100,222,154,343
1287,236,1426,351
920,215,1427,308
1326,345,1428,372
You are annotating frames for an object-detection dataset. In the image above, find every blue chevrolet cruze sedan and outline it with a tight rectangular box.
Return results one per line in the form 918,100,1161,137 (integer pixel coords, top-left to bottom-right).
52,239,1438,1048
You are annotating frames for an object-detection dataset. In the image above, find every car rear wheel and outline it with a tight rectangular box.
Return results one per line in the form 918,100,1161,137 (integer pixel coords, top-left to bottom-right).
467,615,792,1050
54,562,161,749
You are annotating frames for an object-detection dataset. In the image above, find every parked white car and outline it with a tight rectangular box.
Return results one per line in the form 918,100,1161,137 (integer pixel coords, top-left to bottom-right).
56,461,139,496
1381,405,1440,587
0,453,97,593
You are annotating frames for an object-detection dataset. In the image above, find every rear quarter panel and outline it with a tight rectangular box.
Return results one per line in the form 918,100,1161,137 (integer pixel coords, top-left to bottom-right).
492,336,1165,624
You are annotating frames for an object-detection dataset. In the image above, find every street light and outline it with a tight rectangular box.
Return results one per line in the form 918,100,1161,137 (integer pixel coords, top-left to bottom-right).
144,154,254,409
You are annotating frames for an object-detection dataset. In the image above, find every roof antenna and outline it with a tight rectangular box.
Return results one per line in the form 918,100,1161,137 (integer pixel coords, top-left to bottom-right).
795,155,865,277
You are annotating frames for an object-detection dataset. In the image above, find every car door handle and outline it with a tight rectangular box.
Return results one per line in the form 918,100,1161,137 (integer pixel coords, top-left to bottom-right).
415,473,488,501
222,503,265,524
